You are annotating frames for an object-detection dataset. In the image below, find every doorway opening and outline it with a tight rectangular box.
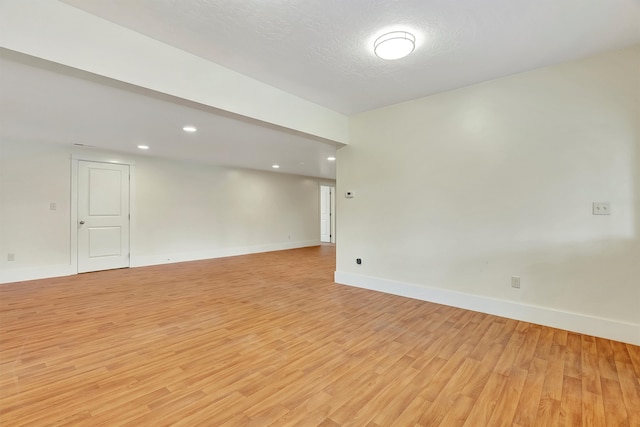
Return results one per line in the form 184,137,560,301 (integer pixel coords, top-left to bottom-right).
320,185,335,243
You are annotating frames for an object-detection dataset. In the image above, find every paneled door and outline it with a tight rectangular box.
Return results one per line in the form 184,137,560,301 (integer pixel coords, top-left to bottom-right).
77,161,130,273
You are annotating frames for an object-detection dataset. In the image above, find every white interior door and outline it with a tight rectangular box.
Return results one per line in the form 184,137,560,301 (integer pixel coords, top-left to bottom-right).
320,185,332,243
77,161,130,273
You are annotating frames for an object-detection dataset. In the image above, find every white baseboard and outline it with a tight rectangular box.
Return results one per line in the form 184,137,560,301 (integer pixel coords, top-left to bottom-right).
131,240,321,268
334,271,640,346
0,264,75,284
0,241,321,284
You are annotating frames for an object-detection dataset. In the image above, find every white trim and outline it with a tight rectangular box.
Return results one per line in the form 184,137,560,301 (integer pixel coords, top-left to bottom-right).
319,184,333,243
70,159,78,273
129,164,136,269
334,271,640,346
0,264,75,284
330,186,336,244
71,153,137,165
132,240,320,268
0,241,320,285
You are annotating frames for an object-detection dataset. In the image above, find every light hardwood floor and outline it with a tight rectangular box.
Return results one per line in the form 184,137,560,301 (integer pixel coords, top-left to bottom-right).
1,245,639,426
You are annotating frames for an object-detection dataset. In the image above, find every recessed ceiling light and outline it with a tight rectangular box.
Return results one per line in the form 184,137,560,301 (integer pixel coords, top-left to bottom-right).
137,145,150,150
327,156,336,161
183,125,197,132
374,31,416,60
272,164,280,169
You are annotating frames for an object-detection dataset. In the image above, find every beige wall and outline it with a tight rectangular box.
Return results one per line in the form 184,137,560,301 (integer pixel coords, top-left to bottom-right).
0,140,328,283
336,46,640,344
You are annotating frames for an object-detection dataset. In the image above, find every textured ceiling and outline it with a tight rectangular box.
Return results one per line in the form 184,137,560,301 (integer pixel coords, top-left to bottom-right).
3,1,639,180
62,0,640,114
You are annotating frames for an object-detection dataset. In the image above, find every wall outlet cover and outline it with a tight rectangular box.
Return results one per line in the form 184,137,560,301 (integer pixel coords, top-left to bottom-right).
592,202,611,215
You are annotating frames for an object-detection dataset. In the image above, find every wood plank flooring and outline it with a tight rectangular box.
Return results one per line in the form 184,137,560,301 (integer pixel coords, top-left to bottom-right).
1,245,639,426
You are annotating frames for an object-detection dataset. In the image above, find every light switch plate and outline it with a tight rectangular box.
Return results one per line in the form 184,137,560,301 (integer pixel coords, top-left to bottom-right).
592,202,611,215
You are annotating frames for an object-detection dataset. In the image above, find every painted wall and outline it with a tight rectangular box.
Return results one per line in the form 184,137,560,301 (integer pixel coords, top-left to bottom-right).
132,156,323,266
0,139,329,283
0,141,72,277
336,46,640,344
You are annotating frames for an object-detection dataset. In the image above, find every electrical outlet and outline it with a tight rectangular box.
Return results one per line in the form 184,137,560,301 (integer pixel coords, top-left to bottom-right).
511,276,521,289
7,253,15,262
592,202,610,215
50,202,57,211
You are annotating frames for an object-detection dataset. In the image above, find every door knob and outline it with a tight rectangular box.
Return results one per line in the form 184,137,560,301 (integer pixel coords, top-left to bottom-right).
79,221,85,225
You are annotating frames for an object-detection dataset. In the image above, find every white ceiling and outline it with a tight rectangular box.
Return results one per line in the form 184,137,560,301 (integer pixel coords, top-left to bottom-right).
0,49,340,179
62,0,640,114
2,1,639,180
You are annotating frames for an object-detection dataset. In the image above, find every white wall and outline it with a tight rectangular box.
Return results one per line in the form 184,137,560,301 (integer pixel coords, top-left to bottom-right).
336,46,640,345
132,156,324,266
0,139,328,283
0,141,72,277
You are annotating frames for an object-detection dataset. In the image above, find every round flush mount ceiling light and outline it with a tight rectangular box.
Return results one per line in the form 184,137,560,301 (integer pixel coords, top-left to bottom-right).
272,164,280,169
182,125,197,132
374,31,416,60
327,156,336,161
137,145,149,150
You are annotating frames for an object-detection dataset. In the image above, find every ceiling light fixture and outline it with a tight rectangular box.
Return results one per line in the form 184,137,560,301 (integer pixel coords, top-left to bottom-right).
183,125,197,132
327,156,336,161
272,164,280,169
374,31,415,60
137,145,150,150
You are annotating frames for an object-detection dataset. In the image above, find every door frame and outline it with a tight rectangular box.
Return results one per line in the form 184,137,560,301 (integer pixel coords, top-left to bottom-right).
71,153,136,274
319,184,336,244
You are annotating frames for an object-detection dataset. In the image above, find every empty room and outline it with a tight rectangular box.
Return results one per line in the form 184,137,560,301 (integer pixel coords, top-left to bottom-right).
1,1,639,426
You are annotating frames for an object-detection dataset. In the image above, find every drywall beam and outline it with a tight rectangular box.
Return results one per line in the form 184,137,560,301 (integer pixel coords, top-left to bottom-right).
0,0,349,144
